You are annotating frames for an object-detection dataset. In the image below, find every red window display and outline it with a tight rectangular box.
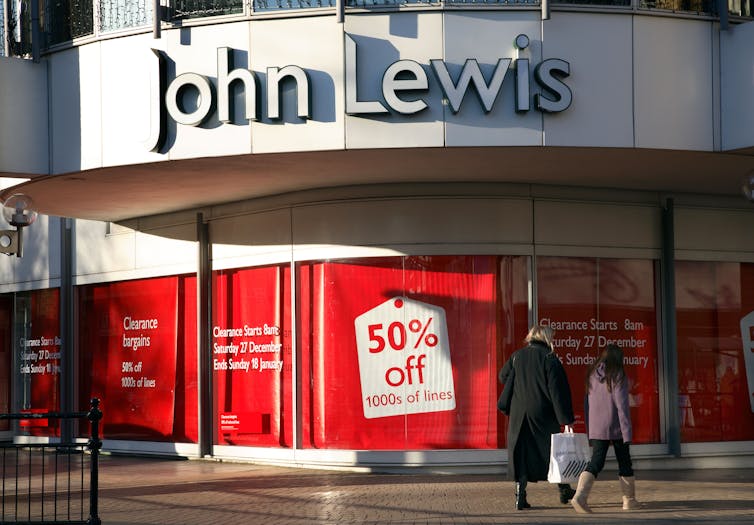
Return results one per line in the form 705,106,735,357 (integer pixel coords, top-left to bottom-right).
297,255,529,450
676,261,754,442
536,257,661,444
212,264,293,447
15,289,62,436
78,276,198,442
0,295,11,431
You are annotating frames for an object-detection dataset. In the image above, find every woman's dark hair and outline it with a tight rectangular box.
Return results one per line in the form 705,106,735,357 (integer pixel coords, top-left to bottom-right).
586,343,626,393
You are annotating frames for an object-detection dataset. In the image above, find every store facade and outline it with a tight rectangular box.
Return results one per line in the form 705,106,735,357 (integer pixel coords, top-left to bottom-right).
0,1,754,469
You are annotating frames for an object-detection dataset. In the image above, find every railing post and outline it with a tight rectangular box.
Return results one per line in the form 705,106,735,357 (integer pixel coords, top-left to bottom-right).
86,398,102,525
541,0,550,20
154,0,163,38
718,0,729,30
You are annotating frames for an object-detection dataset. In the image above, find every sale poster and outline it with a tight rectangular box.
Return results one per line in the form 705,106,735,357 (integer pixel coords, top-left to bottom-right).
298,255,530,450
354,296,455,419
79,277,180,439
15,289,61,436
213,264,293,447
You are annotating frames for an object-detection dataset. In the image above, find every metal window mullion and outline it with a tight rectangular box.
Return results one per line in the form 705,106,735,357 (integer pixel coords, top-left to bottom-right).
67,449,72,520
26,448,31,521
1,448,5,521
80,446,85,521
41,447,45,522
661,198,681,457
197,214,213,458
14,448,18,521
54,449,59,522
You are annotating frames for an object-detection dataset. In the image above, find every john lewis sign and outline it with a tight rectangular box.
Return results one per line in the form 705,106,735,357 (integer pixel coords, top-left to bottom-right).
145,33,572,153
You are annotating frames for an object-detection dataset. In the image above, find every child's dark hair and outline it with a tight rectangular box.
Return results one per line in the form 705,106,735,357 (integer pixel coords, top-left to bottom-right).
586,343,626,393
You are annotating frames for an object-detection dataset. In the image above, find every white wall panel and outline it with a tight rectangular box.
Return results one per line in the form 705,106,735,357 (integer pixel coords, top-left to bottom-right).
633,17,714,151
250,17,345,154
344,13,444,149
100,34,170,167
211,210,293,269
75,219,135,276
443,12,542,147
721,20,754,151
542,13,633,148
49,48,84,173
211,209,291,247
77,44,103,170
6,13,733,178
2,215,61,286
292,198,532,245
0,58,48,174
164,22,253,160
534,200,660,249
46,43,103,171
676,207,754,253
74,220,195,280
134,230,196,270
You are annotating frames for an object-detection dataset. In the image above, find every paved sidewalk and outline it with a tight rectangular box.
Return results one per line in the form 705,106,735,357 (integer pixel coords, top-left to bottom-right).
92,455,754,525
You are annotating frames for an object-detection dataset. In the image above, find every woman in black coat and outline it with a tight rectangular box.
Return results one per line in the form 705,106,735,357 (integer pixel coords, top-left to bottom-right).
499,324,576,510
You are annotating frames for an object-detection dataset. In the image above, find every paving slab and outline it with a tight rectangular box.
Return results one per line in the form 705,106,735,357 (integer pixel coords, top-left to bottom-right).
91,456,754,525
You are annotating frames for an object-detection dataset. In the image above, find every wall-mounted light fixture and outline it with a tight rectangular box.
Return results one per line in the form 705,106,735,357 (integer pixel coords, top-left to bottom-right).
0,194,38,257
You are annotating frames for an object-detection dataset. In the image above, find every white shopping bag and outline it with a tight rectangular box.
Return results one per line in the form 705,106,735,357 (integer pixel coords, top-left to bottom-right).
547,426,590,484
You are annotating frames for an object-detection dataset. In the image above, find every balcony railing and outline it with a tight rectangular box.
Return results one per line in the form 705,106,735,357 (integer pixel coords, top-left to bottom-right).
172,0,244,20
100,0,152,33
3,0,750,57
47,0,95,47
639,0,717,13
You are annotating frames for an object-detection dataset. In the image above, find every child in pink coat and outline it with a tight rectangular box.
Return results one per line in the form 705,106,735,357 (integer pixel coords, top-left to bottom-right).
572,344,639,513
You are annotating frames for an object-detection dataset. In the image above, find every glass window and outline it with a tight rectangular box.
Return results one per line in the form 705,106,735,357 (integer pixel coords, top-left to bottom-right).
78,276,198,442
676,261,754,442
14,289,61,437
212,264,293,448
297,255,529,450
537,257,662,444
0,295,12,430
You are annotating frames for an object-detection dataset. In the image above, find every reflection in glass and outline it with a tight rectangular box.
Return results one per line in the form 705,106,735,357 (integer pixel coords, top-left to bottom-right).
537,256,661,444
676,261,754,442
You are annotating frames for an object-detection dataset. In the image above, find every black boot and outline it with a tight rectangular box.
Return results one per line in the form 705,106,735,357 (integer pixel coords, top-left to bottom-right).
558,483,576,504
515,481,531,510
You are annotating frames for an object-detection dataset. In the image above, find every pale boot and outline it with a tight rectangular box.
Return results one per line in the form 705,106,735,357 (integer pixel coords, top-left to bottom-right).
571,471,595,514
619,475,639,510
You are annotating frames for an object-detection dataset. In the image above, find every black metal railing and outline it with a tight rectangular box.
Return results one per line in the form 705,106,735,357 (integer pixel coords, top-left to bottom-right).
172,0,244,20
46,0,95,46
0,399,102,525
3,0,750,57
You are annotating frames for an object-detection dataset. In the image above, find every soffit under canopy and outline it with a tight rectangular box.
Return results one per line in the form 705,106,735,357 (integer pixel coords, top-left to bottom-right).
1,146,753,224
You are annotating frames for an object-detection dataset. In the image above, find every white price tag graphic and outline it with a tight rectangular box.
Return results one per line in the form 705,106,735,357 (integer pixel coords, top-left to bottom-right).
354,296,456,419
739,310,754,413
